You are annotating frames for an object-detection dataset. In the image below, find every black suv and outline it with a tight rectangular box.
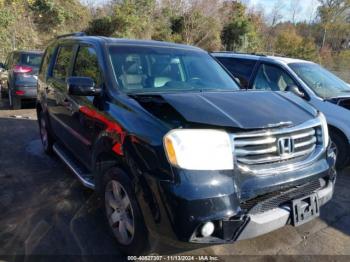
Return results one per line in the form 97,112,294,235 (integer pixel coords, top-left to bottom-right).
0,50,43,109
36,33,336,255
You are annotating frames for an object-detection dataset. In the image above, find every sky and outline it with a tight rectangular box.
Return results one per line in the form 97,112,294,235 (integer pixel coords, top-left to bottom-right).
243,0,321,22
83,0,321,23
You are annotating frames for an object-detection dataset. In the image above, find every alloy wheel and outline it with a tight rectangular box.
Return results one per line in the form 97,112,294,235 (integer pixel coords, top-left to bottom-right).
105,180,135,245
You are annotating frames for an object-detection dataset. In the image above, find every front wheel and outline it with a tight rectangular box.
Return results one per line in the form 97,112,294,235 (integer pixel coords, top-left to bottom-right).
330,130,349,170
103,168,150,255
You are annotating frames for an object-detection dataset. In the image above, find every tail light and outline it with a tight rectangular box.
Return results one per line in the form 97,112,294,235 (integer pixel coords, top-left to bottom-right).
13,65,32,74
15,90,25,95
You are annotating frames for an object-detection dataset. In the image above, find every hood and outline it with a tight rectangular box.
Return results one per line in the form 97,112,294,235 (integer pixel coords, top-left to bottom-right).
132,91,317,130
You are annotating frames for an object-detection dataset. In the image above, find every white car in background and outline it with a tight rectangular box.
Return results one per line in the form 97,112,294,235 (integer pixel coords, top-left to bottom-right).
213,52,350,169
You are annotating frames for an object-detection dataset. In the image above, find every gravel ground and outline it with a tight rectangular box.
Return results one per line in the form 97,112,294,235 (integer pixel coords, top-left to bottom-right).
0,98,349,261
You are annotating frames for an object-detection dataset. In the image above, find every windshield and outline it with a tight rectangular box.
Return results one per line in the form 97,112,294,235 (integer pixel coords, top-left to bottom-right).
20,53,43,67
108,45,239,93
289,62,350,98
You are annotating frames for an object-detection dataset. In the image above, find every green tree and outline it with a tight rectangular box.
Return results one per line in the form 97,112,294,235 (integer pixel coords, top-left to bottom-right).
112,0,155,39
85,16,117,36
220,1,261,51
274,27,317,60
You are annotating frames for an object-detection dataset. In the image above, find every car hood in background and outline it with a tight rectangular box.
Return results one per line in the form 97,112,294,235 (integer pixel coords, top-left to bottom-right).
154,91,318,129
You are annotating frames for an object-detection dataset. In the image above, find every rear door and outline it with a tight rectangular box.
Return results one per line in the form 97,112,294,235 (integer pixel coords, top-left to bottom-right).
251,63,299,91
46,44,77,154
63,44,105,167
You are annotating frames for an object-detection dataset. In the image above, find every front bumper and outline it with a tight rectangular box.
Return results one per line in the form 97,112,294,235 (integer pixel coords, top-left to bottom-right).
237,179,334,241
143,145,336,248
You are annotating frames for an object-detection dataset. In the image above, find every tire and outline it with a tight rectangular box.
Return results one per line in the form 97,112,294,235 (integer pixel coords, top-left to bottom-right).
330,130,350,170
103,167,150,255
9,89,21,110
39,111,54,155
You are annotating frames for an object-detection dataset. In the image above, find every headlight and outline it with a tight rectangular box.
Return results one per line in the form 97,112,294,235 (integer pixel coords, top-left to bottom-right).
163,129,234,170
319,112,329,147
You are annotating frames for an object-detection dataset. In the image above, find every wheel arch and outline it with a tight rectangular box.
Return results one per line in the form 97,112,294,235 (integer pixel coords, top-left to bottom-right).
328,124,349,144
92,135,126,194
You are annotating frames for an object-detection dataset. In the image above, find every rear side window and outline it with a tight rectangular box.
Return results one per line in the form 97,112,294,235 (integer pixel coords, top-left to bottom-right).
72,46,101,85
53,46,74,81
40,44,56,78
216,57,257,88
20,53,42,67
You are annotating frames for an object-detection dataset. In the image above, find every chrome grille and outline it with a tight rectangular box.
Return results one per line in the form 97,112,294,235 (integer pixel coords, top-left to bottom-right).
234,125,321,167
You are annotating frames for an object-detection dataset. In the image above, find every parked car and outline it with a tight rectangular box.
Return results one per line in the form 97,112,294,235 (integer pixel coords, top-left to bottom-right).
0,50,43,109
37,33,336,255
213,52,350,169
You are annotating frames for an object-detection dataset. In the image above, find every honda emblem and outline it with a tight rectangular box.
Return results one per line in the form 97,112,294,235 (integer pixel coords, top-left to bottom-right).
277,137,295,156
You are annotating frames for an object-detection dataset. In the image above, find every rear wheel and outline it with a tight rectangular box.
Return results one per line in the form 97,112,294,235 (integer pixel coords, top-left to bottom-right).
330,130,349,170
103,168,150,255
39,111,54,155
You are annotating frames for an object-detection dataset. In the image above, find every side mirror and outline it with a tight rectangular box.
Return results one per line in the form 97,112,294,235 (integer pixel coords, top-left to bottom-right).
67,77,101,96
286,85,304,98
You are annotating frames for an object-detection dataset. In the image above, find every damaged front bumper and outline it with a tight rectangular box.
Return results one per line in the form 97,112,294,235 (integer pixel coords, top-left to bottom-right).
188,176,335,244
237,178,334,241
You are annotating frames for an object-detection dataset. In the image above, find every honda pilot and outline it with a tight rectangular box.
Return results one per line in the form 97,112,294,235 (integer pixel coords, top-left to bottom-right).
36,33,336,255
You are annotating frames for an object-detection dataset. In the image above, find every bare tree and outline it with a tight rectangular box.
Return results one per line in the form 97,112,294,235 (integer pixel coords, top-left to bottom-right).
289,0,302,24
318,0,350,47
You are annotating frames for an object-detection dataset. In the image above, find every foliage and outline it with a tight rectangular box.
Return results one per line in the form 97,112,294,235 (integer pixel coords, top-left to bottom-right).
0,0,349,77
274,27,317,60
85,16,117,36
221,1,260,51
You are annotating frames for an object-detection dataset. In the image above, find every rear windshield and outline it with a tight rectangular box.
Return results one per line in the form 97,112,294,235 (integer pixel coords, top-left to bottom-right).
108,45,239,94
20,53,43,67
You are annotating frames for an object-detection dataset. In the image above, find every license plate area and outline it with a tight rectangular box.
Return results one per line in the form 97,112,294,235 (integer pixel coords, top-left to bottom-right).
292,194,319,226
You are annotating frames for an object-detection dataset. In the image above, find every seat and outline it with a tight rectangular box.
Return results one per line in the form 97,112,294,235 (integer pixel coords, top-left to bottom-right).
119,61,145,90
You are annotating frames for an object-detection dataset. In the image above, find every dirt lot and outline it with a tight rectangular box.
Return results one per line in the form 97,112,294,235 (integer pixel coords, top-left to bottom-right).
0,97,350,261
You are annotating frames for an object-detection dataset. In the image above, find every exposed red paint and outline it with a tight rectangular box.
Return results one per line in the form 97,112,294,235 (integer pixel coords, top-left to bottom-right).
79,106,126,155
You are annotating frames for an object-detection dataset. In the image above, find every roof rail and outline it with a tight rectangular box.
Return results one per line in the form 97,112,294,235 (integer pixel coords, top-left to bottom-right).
211,51,268,57
212,51,289,57
56,32,86,39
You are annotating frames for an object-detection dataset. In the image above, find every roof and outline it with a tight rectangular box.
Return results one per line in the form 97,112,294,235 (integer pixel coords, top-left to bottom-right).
12,50,43,54
212,52,314,65
60,35,204,52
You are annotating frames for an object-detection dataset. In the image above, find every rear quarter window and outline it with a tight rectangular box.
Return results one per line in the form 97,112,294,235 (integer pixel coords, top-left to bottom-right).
40,44,56,78
216,57,257,88
52,46,74,81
